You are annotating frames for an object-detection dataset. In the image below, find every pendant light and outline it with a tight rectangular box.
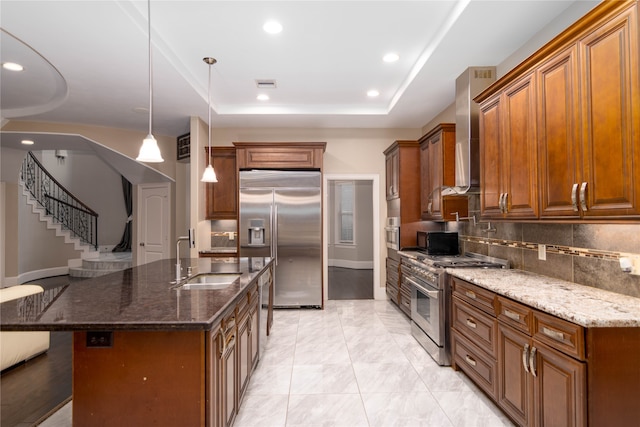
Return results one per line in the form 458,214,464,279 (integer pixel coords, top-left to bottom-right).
201,57,218,182
136,0,164,163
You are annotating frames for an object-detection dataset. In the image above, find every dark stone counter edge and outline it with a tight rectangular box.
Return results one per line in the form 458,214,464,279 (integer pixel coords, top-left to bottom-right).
0,258,274,333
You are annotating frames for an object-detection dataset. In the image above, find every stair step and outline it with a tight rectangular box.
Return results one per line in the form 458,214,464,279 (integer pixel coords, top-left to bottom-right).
81,259,132,270
69,267,127,278
69,252,132,278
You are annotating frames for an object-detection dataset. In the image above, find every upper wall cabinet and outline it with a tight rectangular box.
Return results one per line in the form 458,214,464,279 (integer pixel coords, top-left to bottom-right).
383,140,421,246
477,0,640,221
420,123,468,221
233,142,326,170
479,73,538,220
205,147,237,220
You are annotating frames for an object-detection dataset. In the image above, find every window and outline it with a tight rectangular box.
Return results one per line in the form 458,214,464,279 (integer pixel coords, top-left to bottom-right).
336,181,355,244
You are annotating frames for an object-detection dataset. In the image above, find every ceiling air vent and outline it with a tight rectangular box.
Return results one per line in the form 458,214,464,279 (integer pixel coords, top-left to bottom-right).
255,79,277,89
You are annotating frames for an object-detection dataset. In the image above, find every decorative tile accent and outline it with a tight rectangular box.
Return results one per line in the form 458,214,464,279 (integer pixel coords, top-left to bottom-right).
462,235,632,261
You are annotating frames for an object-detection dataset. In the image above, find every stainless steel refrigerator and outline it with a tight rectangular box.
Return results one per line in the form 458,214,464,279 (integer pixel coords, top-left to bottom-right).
239,170,322,308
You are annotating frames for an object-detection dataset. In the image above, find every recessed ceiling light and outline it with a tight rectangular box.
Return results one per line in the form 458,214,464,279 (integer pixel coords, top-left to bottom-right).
257,94,270,101
367,90,380,97
2,62,24,71
263,21,283,34
21,139,35,145
383,53,399,63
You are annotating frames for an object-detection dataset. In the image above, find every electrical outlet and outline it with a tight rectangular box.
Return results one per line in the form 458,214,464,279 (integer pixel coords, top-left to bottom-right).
538,244,546,261
86,331,113,348
228,232,235,241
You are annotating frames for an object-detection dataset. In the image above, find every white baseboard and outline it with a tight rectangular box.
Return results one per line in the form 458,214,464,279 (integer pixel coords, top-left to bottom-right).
328,259,373,269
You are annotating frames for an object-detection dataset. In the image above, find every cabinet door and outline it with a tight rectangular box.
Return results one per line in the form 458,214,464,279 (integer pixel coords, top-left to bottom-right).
532,341,586,427
249,303,259,370
207,330,222,427
237,311,251,402
498,324,533,427
538,45,581,218
386,148,399,200
221,330,237,427
205,147,237,220
479,95,505,218
578,5,640,218
420,140,433,218
502,73,538,218
428,133,444,219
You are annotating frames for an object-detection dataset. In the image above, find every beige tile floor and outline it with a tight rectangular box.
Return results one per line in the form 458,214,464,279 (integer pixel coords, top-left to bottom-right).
40,300,514,427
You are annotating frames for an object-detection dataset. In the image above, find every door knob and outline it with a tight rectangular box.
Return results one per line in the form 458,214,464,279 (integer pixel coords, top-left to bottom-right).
140,242,145,246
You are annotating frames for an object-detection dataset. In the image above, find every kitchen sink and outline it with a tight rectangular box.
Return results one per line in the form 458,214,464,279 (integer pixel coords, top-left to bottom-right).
176,273,241,290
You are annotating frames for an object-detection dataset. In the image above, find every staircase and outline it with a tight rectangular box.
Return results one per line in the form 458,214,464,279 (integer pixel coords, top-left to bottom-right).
68,252,132,278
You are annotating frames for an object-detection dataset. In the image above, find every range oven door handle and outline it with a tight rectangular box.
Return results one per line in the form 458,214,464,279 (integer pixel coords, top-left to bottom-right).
405,276,439,299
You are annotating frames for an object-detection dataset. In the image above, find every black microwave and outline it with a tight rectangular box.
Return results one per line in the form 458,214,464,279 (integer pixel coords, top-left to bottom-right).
416,231,459,255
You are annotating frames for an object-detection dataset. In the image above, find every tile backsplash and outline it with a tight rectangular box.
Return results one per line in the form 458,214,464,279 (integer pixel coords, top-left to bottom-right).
447,196,640,298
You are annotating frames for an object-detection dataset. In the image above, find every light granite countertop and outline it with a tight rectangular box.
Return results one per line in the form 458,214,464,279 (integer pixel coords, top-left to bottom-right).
447,268,640,328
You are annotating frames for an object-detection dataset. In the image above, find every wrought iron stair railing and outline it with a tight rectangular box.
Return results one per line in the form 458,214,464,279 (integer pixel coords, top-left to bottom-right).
21,152,98,249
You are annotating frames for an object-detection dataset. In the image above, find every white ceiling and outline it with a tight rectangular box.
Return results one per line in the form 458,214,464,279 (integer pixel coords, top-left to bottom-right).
1,0,598,140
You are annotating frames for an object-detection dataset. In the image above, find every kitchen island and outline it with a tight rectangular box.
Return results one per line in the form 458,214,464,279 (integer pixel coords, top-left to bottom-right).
0,256,274,427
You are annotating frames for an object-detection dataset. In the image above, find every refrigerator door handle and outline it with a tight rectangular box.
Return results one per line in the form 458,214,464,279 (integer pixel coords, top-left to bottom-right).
273,203,278,265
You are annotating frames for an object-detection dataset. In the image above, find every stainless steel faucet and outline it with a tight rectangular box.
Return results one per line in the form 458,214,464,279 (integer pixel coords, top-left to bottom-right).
175,228,195,282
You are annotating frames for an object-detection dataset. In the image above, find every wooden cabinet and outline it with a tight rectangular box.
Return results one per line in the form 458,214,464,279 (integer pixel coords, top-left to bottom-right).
233,142,326,170
419,123,468,221
237,283,259,404
479,73,538,220
576,3,640,218
451,278,499,399
215,310,237,427
385,257,400,306
385,147,400,200
205,147,238,220
539,3,640,219
452,275,640,426
496,299,586,427
383,140,421,248
478,0,640,221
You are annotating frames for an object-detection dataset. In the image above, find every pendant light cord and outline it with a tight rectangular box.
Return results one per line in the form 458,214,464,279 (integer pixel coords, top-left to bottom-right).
207,60,212,159
147,0,153,137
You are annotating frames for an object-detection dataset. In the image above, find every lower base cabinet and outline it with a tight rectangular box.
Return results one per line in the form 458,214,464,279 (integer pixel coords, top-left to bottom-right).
452,277,639,427
497,324,587,427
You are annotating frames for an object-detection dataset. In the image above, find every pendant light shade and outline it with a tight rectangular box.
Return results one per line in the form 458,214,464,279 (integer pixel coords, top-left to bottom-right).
136,0,164,163
201,57,218,182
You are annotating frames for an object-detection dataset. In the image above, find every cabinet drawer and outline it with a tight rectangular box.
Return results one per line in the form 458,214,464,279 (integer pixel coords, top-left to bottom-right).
533,311,585,360
496,296,533,335
452,330,498,400
451,277,496,316
453,297,498,357
386,282,399,304
399,293,411,316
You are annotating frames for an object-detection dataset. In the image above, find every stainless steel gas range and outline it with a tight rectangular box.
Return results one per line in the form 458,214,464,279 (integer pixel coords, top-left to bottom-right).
399,251,509,366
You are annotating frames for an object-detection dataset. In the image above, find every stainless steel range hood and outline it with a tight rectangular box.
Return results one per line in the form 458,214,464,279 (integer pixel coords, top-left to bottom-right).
452,67,496,194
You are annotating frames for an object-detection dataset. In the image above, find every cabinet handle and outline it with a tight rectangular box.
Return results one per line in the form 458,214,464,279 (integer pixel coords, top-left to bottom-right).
247,314,253,334
529,346,537,377
579,182,588,211
465,290,477,300
466,319,477,329
498,193,504,212
541,326,564,342
571,183,579,212
504,309,520,321
523,343,530,373
427,201,433,215
465,355,477,367
503,193,509,213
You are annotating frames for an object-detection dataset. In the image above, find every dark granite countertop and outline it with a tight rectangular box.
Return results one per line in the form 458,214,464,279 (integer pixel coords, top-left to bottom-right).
0,257,272,332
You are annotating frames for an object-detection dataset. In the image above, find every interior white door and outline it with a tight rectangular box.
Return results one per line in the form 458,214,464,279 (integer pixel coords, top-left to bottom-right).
137,183,170,265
